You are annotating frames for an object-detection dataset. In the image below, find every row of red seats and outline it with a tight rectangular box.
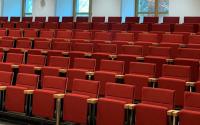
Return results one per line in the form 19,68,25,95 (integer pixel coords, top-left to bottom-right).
2,16,200,24
0,64,199,125
1,21,200,33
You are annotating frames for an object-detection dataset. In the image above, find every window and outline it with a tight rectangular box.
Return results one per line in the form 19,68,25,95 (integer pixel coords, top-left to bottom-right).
24,0,33,16
136,0,169,17
75,0,90,17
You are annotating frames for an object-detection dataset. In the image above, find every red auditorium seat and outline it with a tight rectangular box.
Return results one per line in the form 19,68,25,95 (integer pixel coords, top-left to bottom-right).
124,62,156,100
44,22,59,29
0,17,8,23
163,16,180,24
71,31,92,42
67,58,96,91
92,17,105,23
0,63,13,72
55,30,72,39
59,22,74,29
9,39,32,53
96,83,134,125
125,17,140,24
4,73,39,113
62,17,74,22
15,22,29,29
187,35,200,48
92,43,117,70
0,29,7,37
145,46,173,77
30,22,44,29
0,39,14,48
134,87,175,125
5,53,24,65
109,23,128,31
35,17,46,22
174,48,200,82
49,41,71,56
48,16,59,22
158,64,192,107
22,17,33,22
184,17,200,24
76,17,89,22
28,39,51,55
0,71,13,86
94,60,124,96
69,42,93,66
108,17,122,23
23,29,38,38
143,17,159,24
92,31,112,43
117,45,143,73
2,22,15,28
0,52,4,62
10,17,20,22
151,24,171,33
130,24,149,33
113,32,134,45
178,92,200,125
31,76,67,120
62,79,99,124
39,30,54,38
7,29,23,38
42,56,70,76
174,24,195,33
75,22,91,30
92,22,109,31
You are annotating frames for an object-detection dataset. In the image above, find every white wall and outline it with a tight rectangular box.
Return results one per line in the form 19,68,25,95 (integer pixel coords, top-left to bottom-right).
92,0,121,21
169,0,200,22
32,0,56,17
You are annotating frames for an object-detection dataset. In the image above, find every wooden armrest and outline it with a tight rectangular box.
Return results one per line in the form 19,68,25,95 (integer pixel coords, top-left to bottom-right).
62,52,69,56
24,90,34,94
167,110,175,116
115,75,124,79
152,43,159,46
21,49,28,53
124,104,136,109
148,78,158,82
84,53,92,57
87,98,98,104
41,50,48,54
105,41,112,44
84,40,90,42
136,57,144,61
3,48,9,52
34,67,42,71
128,42,134,45
166,59,174,63
86,71,95,76
59,69,67,73
186,82,196,87
0,86,7,91
54,94,65,99
179,44,187,48
12,65,19,69
172,110,180,117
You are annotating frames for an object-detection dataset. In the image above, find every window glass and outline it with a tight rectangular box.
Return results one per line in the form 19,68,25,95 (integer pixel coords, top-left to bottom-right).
25,0,32,16
76,0,89,16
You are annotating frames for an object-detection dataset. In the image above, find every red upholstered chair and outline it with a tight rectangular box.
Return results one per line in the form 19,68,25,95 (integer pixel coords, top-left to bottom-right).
109,23,128,31
130,24,149,32
125,17,140,24
92,43,117,70
158,64,192,107
96,83,135,125
184,17,200,24
75,22,91,30
10,17,20,22
48,16,59,22
48,41,71,57
68,42,93,67
0,29,7,37
177,92,200,125
0,63,13,72
62,17,73,22
30,22,44,29
92,31,112,43
134,87,175,125
35,17,46,22
2,22,15,28
151,24,171,33
31,76,67,120
143,17,159,24
0,17,8,22
5,53,24,65
71,31,92,42
92,17,105,23
0,71,13,86
9,39,32,53
163,17,180,24
8,29,23,38
174,24,195,33
59,22,74,30
67,58,96,92
124,62,156,100
187,35,200,48
108,17,122,23
76,17,89,22
160,33,184,47
19,54,46,74
135,33,160,47
117,45,143,73
23,29,38,38
0,39,14,48
4,73,39,113
92,22,109,31
62,79,99,124
55,30,72,39
144,46,173,77
22,17,33,22
44,22,59,29
15,22,29,28
42,56,70,76
39,30,54,38
94,60,124,96
174,48,200,82
113,32,134,42
28,39,51,55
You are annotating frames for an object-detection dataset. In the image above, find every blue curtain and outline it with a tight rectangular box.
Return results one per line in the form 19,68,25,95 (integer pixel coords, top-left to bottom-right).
121,0,135,22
